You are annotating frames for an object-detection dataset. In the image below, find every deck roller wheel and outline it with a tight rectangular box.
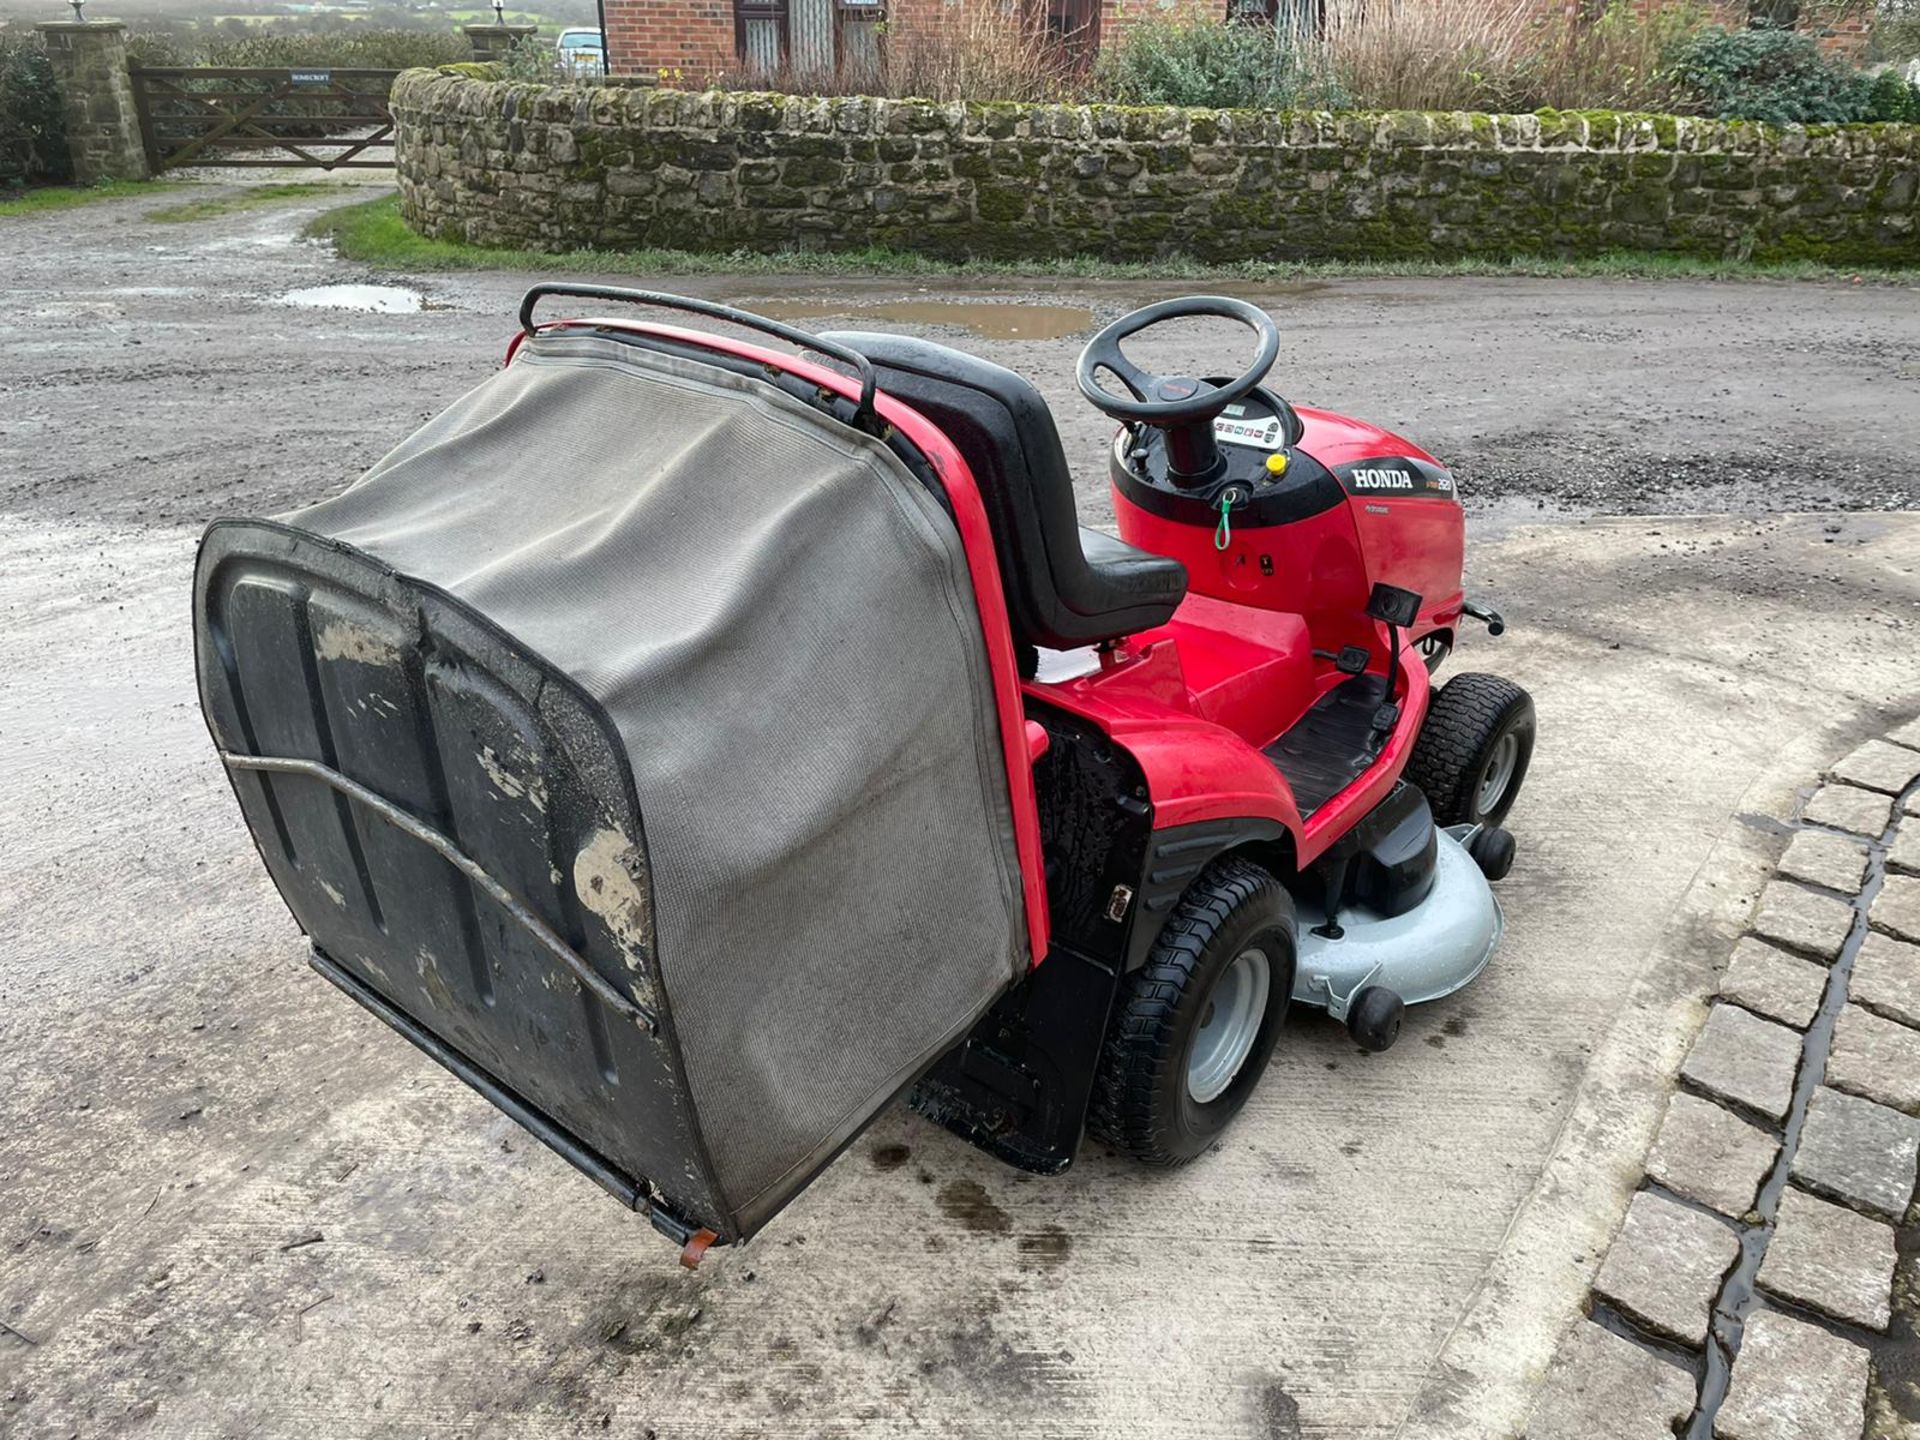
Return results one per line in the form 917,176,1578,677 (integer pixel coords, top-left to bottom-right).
1346,986,1405,1053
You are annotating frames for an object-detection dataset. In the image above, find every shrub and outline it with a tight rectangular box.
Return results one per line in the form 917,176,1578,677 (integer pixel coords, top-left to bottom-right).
125,27,472,71
196,28,472,70
1319,0,1533,111
1870,0,1920,65
1663,23,1882,122
1091,10,1345,109
1493,0,1699,113
0,28,69,189
501,34,566,83
1089,0,1701,113
1864,63,1920,116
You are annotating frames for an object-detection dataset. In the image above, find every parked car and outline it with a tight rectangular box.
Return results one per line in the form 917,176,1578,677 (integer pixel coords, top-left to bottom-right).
556,27,605,77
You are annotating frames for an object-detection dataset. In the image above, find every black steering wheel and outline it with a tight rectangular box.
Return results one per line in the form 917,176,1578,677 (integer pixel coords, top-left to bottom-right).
1076,296,1281,485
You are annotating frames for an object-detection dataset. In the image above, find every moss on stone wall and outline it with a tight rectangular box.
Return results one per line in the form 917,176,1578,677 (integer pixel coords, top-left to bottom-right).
387,70,1920,267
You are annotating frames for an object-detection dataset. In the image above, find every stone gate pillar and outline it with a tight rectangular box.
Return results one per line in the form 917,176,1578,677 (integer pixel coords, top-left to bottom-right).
463,22,540,63
35,20,150,183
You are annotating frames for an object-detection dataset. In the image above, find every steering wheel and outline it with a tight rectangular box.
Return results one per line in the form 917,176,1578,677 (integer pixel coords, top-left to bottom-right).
1076,296,1281,484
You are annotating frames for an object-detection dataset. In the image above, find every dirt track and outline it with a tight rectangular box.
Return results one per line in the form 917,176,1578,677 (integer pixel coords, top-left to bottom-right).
4,183,1920,531
3,183,1920,1439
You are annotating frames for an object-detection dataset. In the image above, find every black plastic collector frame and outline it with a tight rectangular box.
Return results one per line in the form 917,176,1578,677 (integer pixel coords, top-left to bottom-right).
194,520,742,1257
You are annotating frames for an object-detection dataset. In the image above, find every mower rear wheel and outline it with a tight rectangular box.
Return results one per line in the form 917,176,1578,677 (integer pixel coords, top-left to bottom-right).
1406,672,1536,828
1090,856,1296,1166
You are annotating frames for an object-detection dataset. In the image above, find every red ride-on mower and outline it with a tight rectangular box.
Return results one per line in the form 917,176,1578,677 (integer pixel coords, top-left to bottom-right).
193,287,1534,1261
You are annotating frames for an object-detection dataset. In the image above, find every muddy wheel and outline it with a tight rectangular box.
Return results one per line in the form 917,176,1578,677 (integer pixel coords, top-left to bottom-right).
1406,672,1536,828
1090,856,1296,1167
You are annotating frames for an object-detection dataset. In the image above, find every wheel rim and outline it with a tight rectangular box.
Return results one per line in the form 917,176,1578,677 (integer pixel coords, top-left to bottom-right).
1186,946,1271,1105
1476,731,1520,815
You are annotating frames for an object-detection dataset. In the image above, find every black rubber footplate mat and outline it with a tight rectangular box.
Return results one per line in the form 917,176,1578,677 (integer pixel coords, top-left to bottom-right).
1263,673,1393,818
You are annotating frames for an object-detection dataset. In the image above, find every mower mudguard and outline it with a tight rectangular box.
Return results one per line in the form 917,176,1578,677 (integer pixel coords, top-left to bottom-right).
910,702,1152,1172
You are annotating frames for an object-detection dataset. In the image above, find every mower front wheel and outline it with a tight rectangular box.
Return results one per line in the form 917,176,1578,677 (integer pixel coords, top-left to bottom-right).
1406,672,1536,828
1090,856,1296,1167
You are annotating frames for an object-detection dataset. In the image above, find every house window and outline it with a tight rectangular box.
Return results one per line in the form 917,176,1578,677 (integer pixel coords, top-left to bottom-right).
735,0,788,72
1235,0,1325,35
736,0,886,72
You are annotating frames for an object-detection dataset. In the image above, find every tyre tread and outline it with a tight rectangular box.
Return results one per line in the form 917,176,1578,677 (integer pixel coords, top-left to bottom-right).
1405,671,1533,825
1089,855,1289,1166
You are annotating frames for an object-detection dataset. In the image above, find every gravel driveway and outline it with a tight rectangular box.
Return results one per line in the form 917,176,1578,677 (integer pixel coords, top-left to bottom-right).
3,183,1918,1439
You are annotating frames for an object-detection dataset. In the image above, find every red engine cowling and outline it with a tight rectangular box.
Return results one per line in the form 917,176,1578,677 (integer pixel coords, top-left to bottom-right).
1109,399,1465,652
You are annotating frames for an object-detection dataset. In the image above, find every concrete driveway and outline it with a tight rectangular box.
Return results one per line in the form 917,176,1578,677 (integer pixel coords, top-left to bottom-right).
2,184,1918,1438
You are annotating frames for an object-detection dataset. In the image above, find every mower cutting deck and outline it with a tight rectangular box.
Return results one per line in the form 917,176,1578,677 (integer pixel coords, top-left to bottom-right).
194,286,1535,1258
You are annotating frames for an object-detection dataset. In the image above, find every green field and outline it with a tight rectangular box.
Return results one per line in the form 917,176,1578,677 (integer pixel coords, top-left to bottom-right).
444,9,552,23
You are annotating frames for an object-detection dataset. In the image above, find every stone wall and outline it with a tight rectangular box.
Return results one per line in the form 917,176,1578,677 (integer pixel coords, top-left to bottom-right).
390,71,1920,266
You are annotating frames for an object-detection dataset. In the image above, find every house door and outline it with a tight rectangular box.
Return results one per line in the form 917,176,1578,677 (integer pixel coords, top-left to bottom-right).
1042,0,1100,67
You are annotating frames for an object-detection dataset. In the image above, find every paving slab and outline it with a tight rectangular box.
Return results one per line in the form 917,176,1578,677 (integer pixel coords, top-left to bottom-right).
1645,1093,1780,1219
1890,825,1920,876
1850,931,1920,1029
1802,783,1897,836
1791,1086,1920,1222
1524,1321,1697,1440
1757,1186,1897,1331
1873,874,1920,946
1907,792,1920,820
1681,1005,1807,1122
1593,1190,1740,1347
1719,938,1830,1029
1750,880,1857,962
1831,740,1920,797
1827,1003,1920,1116
1889,717,1920,752
1777,828,1871,895
1715,1309,1869,1440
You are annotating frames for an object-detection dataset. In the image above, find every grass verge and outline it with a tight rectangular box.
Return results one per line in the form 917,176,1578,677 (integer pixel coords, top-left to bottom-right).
147,181,348,224
312,193,1920,286
0,179,172,218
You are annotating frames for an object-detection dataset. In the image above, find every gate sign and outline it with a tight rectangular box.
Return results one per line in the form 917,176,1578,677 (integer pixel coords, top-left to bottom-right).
290,69,332,85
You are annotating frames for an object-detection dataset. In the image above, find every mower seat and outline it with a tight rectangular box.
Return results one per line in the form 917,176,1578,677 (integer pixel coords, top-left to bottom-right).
822,331,1188,651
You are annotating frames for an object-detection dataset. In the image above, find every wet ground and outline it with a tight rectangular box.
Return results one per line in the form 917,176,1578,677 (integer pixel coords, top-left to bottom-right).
3,182,1919,1438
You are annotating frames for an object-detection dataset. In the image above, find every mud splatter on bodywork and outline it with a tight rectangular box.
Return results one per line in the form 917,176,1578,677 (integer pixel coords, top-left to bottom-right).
572,827,653,978
477,744,548,813
312,619,398,667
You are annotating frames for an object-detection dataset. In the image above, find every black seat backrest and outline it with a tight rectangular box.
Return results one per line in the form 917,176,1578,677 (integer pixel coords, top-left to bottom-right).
821,332,1185,651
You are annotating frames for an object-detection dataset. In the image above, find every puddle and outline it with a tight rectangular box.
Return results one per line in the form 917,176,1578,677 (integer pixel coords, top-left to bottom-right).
749,297,1094,341
279,284,422,314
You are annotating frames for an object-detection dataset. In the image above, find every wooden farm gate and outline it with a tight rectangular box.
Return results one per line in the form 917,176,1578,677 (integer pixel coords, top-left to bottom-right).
129,67,401,171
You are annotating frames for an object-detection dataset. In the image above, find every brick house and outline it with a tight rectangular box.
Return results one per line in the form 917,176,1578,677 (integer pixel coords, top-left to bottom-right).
603,0,1212,80
602,0,1872,82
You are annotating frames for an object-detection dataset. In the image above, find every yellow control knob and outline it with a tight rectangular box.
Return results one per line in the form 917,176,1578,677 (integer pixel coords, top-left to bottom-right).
1265,451,1289,477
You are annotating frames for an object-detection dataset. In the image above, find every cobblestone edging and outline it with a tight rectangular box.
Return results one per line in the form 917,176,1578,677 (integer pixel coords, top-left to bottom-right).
388,72,1920,266
1527,718,1920,1440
